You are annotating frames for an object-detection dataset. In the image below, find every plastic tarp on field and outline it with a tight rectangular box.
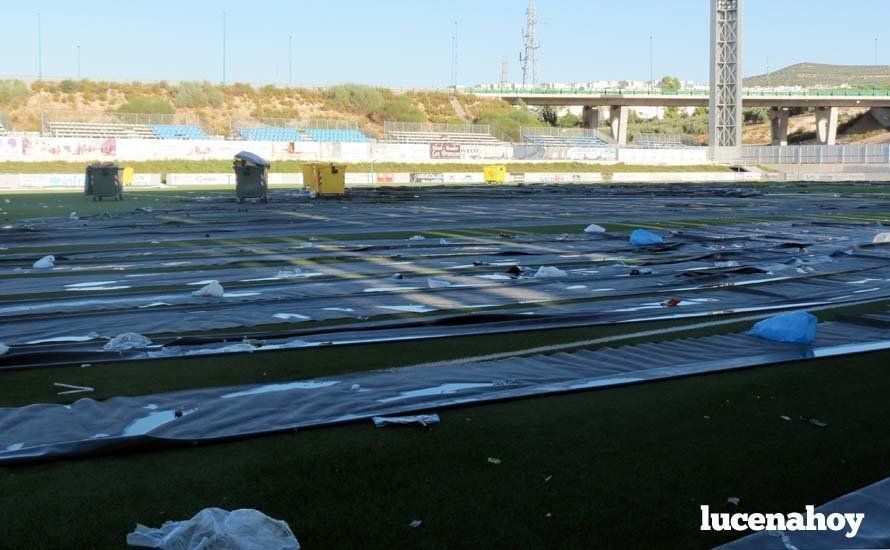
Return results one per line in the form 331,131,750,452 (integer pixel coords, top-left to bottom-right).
1,320,888,465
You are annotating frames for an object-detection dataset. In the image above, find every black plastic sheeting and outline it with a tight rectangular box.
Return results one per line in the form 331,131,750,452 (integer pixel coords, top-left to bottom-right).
720,475,890,549
1,320,888,465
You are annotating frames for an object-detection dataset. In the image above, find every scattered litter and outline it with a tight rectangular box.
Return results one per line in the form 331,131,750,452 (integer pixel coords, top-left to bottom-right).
408,235,426,241
748,311,818,345
103,333,152,351
192,281,225,298
126,508,301,550
662,298,683,308
390,273,404,280
136,206,154,213
629,229,663,246
150,240,161,244
727,497,741,507
584,224,607,234
427,278,452,288
33,255,55,269
487,457,502,465
69,212,79,220
544,475,553,483
780,416,792,421
534,266,568,279
0,343,7,356
801,416,828,428
350,384,361,391
439,238,450,245
629,267,653,276
409,520,423,528
54,383,94,396
715,261,740,268
300,242,313,248
873,233,890,244
373,414,440,428
275,269,303,279
273,313,312,321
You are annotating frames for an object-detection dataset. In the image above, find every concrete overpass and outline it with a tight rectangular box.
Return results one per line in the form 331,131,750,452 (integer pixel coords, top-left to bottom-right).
473,89,890,146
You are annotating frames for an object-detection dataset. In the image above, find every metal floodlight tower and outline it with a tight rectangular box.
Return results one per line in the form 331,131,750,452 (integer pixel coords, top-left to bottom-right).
709,0,743,158
520,0,540,88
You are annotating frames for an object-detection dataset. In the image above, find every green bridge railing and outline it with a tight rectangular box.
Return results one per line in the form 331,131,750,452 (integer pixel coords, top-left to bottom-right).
472,88,890,97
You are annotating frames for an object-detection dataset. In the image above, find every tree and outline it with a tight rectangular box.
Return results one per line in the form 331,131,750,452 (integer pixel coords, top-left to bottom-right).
558,113,580,128
660,76,681,91
539,106,558,126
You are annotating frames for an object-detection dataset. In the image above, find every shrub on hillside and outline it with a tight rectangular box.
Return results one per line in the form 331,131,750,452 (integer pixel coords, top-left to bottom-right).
325,84,384,115
175,81,225,107
0,80,32,107
118,95,175,114
475,103,545,140
375,96,424,123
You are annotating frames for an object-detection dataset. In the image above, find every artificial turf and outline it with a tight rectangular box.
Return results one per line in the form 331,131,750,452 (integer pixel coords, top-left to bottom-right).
3,349,890,549
4,182,890,548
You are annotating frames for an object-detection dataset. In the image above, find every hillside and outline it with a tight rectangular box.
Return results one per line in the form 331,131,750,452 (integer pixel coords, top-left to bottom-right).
745,63,890,88
0,80,517,138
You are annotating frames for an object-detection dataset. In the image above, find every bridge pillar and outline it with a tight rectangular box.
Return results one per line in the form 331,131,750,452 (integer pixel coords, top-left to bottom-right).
582,106,600,129
768,107,789,146
609,106,629,145
815,107,839,146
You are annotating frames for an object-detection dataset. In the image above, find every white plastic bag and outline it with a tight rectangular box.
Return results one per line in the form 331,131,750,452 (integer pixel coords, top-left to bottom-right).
192,281,224,298
584,224,606,234
103,333,152,351
127,508,300,550
33,255,55,269
534,266,568,279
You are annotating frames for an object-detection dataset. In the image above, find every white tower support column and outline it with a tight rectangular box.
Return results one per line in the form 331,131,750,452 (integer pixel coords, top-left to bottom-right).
609,106,629,146
815,107,839,145
768,107,790,146
709,0,744,159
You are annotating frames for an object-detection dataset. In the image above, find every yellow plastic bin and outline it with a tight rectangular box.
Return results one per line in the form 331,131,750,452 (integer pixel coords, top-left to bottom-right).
483,165,507,184
302,163,347,196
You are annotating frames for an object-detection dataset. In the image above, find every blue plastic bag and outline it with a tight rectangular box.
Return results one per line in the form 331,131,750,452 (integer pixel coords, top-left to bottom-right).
629,229,663,246
747,311,818,344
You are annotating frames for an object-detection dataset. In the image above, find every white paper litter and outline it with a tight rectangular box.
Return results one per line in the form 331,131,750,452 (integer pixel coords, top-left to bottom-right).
192,281,225,298
275,269,303,279
439,238,450,245
408,235,426,241
584,224,607,234
0,343,8,356
69,212,79,220
427,278,452,289
874,232,890,244
409,520,423,528
33,255,55,269
372,414,441,428
534,266,569,279
126,508,300,550
103,333,153,351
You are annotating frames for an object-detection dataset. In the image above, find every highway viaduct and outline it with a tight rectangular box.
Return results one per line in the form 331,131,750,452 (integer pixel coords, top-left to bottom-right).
473,89,890,146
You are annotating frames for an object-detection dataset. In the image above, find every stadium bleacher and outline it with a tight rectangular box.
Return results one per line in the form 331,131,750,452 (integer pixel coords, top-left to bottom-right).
633,133,695,148
522,133,606,147
152,124,207,140
234,125,370,143
43,121,159,139
383,122,509,145
306,129,369,143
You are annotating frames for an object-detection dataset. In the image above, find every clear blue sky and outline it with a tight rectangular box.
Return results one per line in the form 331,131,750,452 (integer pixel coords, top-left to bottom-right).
1,0,888,87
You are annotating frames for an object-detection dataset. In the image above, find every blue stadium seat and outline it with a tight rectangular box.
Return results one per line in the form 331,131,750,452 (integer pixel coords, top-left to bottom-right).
306,129,369,143
236,126,304,142
152,124,207,140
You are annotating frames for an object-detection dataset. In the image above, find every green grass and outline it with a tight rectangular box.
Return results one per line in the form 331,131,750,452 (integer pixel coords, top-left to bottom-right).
0,160,732,175
4,349,890,549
